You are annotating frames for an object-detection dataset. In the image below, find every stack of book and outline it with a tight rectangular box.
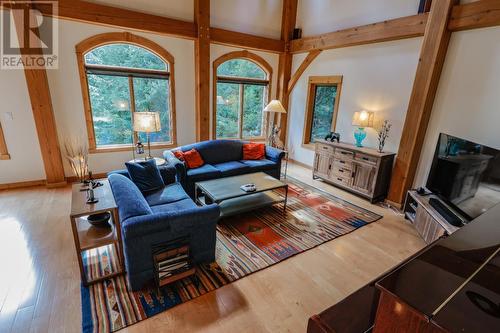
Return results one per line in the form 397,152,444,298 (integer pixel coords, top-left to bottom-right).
153,243,196,287
158,253,191,280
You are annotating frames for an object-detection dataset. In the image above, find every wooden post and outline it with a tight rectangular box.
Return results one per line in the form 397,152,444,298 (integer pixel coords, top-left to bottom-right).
10,2,66,186
194,0,210,141
276,0,298,144
387,0,458,205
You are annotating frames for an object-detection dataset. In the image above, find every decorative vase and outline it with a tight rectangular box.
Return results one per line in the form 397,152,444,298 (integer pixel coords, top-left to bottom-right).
354,127,367,147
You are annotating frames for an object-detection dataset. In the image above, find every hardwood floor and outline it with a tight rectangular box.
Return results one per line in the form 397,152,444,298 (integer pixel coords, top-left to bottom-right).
0,163,426,332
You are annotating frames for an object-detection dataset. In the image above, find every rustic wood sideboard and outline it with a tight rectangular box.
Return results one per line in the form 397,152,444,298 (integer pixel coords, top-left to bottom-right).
312,140,395,203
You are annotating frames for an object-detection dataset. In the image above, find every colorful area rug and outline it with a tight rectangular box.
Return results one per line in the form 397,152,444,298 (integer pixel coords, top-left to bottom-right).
81,177,382,333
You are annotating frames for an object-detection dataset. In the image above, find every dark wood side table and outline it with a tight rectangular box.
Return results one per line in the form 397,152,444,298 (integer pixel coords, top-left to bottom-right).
70,179,125,285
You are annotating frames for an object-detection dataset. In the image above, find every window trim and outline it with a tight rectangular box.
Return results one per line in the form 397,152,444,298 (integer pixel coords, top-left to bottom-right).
212,50,273,141
75,32,177,153
0,120,10,160
303,76,343,149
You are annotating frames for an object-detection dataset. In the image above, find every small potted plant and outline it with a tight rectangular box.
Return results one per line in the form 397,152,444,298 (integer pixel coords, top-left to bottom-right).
377,120,392,153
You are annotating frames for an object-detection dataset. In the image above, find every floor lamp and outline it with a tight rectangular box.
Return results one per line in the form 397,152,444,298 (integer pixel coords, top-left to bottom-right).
133,112,161,160
263,100,287,149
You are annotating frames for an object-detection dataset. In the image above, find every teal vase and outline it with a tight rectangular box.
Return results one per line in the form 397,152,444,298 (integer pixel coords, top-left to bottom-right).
354,127,367,147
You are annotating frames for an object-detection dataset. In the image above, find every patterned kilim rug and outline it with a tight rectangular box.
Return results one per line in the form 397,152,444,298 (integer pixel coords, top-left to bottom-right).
81,177,382,333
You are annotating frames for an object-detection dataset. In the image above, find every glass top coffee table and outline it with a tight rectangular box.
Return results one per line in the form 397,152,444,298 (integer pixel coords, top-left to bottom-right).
195,172,288,217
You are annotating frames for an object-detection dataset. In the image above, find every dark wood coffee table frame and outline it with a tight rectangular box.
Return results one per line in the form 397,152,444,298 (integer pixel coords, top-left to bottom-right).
194,172,288,217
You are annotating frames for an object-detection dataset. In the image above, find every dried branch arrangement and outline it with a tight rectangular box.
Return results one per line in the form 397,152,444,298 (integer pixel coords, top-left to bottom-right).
64,137,89,183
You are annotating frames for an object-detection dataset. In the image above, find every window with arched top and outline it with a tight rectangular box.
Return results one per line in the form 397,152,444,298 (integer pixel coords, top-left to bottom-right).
213,51,272,140
76,32,176,152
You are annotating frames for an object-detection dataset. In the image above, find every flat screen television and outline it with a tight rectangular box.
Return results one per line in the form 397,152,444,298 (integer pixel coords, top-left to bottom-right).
426,133,500,221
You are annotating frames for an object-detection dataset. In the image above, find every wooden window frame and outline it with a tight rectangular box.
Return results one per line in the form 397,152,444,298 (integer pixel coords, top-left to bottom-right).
0,120,10,160
75,32,177,154
212,50,273,141
303,75,343,149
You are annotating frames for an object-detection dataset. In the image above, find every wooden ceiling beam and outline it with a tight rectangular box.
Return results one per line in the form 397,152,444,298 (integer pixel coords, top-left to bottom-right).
9,2,66,186
194,0,210,141
448,0,500,31
210,28,285,53
276,0,298,144
25,0,285,53
289,1,500,54
33,0,198,39
289,13,428,53
387,0,458,205
287,50,321,94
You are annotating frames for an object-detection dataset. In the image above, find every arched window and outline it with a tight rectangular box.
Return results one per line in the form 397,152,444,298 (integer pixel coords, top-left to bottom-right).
76,32,176,152
213,51,272,140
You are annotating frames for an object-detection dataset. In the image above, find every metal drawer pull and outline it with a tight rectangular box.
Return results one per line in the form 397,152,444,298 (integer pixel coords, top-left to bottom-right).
362,157,369,161
339,169,344,173
339,160,345,164
337,178,342,181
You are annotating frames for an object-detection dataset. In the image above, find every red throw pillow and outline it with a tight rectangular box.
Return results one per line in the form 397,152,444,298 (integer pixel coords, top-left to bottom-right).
172,150,185,161
183,149,204,169
243,143,265,160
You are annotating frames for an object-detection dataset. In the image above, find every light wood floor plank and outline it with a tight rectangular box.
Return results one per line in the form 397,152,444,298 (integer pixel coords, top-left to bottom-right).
0,163,425,332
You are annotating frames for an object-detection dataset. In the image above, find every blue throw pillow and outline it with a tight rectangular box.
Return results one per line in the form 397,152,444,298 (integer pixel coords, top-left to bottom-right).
125,159,164,193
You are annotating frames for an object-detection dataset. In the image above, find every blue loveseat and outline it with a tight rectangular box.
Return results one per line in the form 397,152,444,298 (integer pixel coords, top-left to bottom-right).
108,165,220,291
164,140,286,197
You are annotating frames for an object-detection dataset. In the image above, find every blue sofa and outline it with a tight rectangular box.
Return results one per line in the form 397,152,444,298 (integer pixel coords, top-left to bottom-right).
163,140,286,197
108,165,220,291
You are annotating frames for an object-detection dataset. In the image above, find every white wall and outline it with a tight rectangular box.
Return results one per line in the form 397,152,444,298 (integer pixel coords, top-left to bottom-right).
0,62,46,184
296,0,419,37
45,19,196,176
414,26,500,187
287,38,422,166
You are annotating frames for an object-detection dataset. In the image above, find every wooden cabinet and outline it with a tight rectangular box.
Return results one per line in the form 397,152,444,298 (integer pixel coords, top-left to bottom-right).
403,190,461,244
313,141,395,203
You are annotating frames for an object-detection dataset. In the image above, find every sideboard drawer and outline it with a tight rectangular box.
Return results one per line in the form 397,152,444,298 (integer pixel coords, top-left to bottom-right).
334,148,355,160
334,159,352,171
316,143,335,154
331,175,351,187
355,153,378,165
332,165,352,178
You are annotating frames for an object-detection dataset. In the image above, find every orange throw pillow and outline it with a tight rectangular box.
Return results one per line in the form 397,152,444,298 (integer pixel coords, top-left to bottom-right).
183,149,204,168
243,143,265,160
172,150,185,161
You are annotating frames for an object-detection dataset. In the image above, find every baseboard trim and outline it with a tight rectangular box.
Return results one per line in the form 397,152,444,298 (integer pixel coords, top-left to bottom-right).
385,199,403,210
288,158,312,170
0,179,46,190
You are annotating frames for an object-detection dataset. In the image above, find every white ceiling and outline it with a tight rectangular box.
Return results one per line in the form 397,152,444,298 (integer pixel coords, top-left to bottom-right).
296,0,421,37
82,0,473,40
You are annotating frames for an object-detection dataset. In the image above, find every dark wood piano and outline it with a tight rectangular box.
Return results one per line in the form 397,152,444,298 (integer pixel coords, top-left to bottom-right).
307,203,500,333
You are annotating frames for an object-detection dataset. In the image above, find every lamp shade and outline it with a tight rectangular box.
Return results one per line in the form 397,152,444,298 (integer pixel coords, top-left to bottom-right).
263,100,287,114
133,112,161,133
352,110,374,128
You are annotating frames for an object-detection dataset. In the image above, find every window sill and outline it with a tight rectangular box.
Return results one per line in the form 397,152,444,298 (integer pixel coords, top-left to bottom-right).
90,142,177,154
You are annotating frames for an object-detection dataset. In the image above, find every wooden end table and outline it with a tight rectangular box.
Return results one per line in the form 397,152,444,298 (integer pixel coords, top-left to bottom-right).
70,179,125,285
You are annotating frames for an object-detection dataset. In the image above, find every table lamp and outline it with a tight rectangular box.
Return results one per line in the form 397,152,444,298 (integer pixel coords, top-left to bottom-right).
263,100,287,149
133,112,161,159
351,110,374,147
